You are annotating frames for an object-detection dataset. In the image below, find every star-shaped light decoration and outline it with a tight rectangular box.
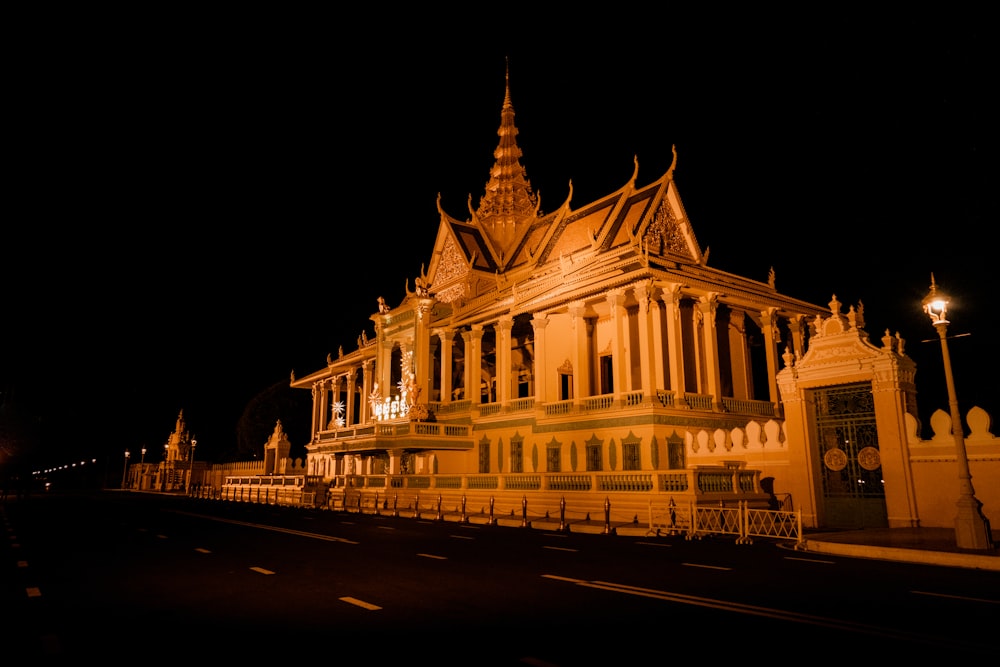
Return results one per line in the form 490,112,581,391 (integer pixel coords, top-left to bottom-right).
332,400,346,428
369,384,384,419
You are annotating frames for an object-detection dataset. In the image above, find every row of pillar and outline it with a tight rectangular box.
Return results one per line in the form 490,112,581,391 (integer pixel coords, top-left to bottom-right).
311,281,810,433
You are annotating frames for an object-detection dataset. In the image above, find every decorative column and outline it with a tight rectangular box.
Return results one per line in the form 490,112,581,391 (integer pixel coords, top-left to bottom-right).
428,336,439,403
569,301,591,399
660,284,686,406
607,290,627,399
372,314,389,398
651,292,667,394
318,379,330,431
361,359,374,424
531,314,549,404
379,339,394,400
497,316,513,405
387,449,403,475
310,383,320,435
345,368,357,426
760,307,781,406
696,293,724,410
463,326,484,404
437,329,454,404
634,281,658,402
413,299,434,407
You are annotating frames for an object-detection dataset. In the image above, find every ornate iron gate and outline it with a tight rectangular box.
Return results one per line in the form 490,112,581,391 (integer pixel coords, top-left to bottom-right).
812,383,887,529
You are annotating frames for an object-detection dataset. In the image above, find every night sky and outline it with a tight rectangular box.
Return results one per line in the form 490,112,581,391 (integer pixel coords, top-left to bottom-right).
3,10,994,473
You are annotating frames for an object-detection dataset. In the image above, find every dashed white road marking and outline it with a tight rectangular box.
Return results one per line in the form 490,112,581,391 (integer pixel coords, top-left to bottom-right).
681,562,732,571
544,574,994,652
518,659,560,667
170,510,359,544
912,590,1000,604
784,555,836,564
250,566,275,575
340,596,381,610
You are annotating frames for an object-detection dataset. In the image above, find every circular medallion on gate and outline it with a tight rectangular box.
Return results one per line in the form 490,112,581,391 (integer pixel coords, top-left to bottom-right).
824,447,848,471
857,446,881,471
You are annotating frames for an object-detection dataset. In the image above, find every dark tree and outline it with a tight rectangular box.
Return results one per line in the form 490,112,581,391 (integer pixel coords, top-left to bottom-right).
229,379,311,463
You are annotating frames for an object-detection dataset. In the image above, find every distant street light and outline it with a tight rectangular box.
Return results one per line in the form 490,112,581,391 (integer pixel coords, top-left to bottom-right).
162,443,169,492
139,446,147,491
121,449,130,489
922,274,994,550
188,438,197,496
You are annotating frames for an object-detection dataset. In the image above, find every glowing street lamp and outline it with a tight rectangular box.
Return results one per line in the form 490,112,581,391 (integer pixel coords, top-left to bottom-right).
139,446,147,491
162,443,169,492
922,274,994,550
121,449,130,489
188,438,197,496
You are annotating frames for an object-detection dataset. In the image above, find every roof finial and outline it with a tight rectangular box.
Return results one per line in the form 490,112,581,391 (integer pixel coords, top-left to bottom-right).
504,56,512,108
473,57,538,260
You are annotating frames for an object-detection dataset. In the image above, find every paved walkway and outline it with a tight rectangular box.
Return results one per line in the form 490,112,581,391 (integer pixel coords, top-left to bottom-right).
798,527,1000,570
526,517,1000,571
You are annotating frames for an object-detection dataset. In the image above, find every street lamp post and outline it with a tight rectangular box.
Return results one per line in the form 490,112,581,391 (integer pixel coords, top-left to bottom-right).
188,438,197,496
139,446,147,491
121,449,130,489
922,274,994,550
162,443,169,492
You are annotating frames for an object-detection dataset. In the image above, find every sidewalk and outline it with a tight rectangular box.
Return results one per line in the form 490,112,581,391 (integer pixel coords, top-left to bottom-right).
282,501,1000,572
525,516,1000,571
797,527,1000,571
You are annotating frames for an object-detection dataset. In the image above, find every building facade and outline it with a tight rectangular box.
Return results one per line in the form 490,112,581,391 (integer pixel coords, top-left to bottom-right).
135,71,997,536
287,71,884,528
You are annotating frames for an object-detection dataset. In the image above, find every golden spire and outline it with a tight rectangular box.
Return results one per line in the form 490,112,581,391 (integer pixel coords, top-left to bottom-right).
474,59,539,258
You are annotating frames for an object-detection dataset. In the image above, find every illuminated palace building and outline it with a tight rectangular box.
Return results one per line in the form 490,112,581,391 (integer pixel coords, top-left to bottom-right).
276,70,997,534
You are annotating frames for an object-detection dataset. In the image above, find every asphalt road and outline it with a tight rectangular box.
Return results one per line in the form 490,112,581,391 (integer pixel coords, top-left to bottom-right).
3,491,997,664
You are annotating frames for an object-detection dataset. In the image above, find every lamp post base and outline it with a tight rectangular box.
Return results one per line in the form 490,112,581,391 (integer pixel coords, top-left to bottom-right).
955,496,994,550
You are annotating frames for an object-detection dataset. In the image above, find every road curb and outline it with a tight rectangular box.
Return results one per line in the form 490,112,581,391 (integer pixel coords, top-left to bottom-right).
802,539,1000,571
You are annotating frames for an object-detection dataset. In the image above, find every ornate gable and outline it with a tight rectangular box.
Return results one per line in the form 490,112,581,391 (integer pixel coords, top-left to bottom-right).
642,192,695,259
423,212,500,306
431,233,472,305
637,151,702,263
